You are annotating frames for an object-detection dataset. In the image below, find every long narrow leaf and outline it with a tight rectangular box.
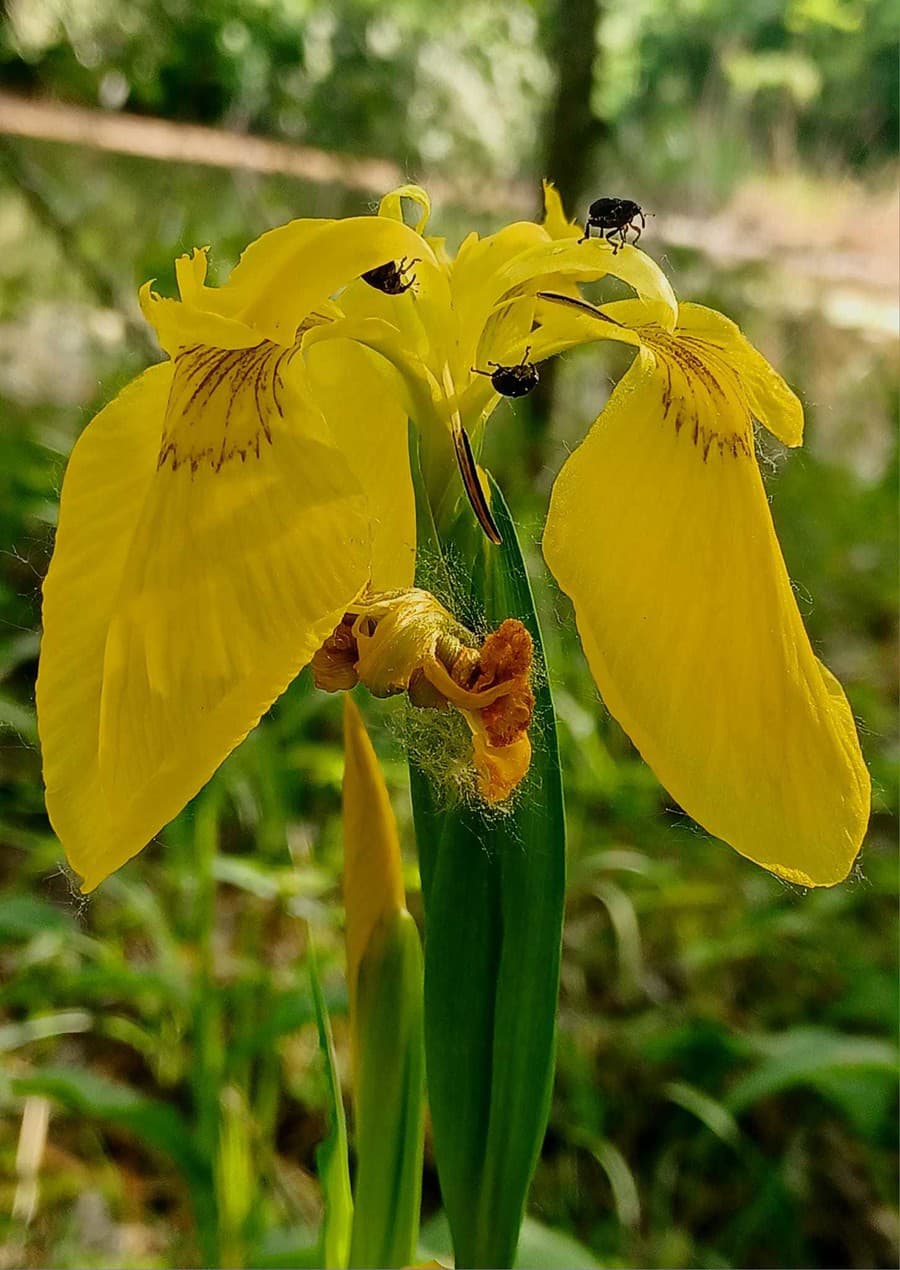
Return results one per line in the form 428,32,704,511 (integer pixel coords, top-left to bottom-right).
309,943,353,1270
410,463,566,1268
11,1067,218,1262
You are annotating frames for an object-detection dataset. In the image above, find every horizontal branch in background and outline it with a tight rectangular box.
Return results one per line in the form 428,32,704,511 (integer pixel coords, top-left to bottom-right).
0,91,534,216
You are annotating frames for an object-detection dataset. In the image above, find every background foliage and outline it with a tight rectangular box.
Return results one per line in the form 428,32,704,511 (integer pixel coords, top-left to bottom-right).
0,0,897,1266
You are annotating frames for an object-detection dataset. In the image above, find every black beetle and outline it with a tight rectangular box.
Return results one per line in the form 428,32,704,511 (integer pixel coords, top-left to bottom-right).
361,256,420,295
579,198,646,253
472,346,540,398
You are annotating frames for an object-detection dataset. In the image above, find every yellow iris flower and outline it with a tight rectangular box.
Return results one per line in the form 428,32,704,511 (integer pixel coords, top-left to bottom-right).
36,182,869,892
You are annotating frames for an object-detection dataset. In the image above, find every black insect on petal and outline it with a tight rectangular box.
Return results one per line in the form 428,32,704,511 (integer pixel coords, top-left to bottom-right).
580,197,646,253
361,256,421,295
472,346,540,398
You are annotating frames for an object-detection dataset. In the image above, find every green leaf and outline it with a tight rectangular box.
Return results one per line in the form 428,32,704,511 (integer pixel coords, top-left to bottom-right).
0,1011,92,1052
350,910,425,1269
410,465,566,1268
726,1027,899,1114
0,692,37,742
253,1226,323,1269
420,1213,602,1269
10,1066,217,1259
663,1080,742,1149
309,942,353,1270
0,894,75,941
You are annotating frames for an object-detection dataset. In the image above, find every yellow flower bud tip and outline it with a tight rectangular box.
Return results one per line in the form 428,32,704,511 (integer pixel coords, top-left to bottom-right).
312,592,535,803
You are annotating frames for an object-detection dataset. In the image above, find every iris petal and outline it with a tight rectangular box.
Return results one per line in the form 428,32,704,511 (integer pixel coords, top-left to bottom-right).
541,180,582,240
38,360,370,890
543,358,870,886
678,304,805,446
220,216,439,344
499,240,679,330
154,218,437,348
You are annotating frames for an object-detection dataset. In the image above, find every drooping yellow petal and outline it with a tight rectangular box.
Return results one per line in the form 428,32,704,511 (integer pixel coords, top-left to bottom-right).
543,357,870,886
677,303,804,446
305,338,415,591
37,365,170,886
38,358,370,891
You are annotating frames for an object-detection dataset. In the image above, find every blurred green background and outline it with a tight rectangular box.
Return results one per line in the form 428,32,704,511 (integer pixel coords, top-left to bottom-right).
0,1,897,1266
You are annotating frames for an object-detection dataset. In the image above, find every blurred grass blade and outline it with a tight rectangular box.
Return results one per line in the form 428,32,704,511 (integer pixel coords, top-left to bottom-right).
343,697,425,1269
0,1011,92,1052
410,464,566,1267
215,1086,255,1270
663,1081,741,1148
11,1067,217,1261
726,1027,899,1114
568,1131,641,1231
309,942,353,1270
419,1212,603,1268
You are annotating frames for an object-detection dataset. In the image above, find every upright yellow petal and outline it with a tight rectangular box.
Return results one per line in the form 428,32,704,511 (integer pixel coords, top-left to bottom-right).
38,357,370,891
377,183,432,233
451,226,677,373
499,239,679,330
220,216,438,344
541,180,582,240
543,358,870,886
451,221,550,342
147,216,435,348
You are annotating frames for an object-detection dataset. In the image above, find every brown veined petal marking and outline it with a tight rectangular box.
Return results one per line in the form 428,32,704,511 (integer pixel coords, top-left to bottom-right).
159,338,298,472
644,326,754,461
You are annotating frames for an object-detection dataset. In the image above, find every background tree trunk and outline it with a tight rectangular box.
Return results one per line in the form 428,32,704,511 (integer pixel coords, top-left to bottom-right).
531,0,606,477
